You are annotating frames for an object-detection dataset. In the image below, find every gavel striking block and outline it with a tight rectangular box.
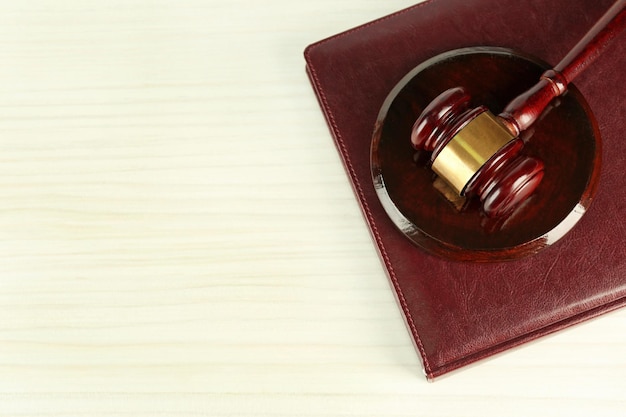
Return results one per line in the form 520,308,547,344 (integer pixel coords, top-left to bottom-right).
410,0,625,218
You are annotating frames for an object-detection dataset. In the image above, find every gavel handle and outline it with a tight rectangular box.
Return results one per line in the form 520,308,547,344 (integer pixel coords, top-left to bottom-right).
499,0,626,136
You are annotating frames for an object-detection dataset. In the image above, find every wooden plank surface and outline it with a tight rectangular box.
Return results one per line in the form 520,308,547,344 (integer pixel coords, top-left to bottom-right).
0,1,624,416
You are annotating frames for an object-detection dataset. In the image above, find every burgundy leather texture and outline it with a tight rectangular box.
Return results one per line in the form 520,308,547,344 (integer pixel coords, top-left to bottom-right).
304,0,626,379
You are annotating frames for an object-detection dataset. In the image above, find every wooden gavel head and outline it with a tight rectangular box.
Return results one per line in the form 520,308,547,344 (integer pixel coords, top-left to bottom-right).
410,87,544,218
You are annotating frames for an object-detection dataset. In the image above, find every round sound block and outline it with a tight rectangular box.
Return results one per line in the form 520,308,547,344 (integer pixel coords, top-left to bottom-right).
371,47,601,262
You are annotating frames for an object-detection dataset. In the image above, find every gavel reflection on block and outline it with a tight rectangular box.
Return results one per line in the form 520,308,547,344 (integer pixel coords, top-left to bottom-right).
411,0,625,217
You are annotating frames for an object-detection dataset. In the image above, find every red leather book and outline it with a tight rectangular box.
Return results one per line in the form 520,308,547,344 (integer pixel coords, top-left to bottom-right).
304,0,626,380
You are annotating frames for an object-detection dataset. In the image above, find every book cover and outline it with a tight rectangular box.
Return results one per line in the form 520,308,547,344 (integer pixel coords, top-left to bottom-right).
304,0,626,379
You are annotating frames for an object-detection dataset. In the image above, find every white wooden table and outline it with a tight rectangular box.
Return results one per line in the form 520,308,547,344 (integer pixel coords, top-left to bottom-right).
0,1,625,415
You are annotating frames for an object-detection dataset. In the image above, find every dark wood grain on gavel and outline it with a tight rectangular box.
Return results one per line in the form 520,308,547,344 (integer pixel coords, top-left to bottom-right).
500,0,626,135
411,0,625,217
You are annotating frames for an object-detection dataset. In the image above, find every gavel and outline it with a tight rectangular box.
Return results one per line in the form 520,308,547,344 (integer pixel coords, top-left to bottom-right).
411,0,625,217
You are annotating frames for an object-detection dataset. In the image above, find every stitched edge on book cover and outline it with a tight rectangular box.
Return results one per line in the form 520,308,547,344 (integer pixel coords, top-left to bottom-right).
304,0,437,378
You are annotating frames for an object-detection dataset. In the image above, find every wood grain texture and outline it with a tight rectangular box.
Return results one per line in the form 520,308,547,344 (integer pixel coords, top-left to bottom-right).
0,1,624,416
